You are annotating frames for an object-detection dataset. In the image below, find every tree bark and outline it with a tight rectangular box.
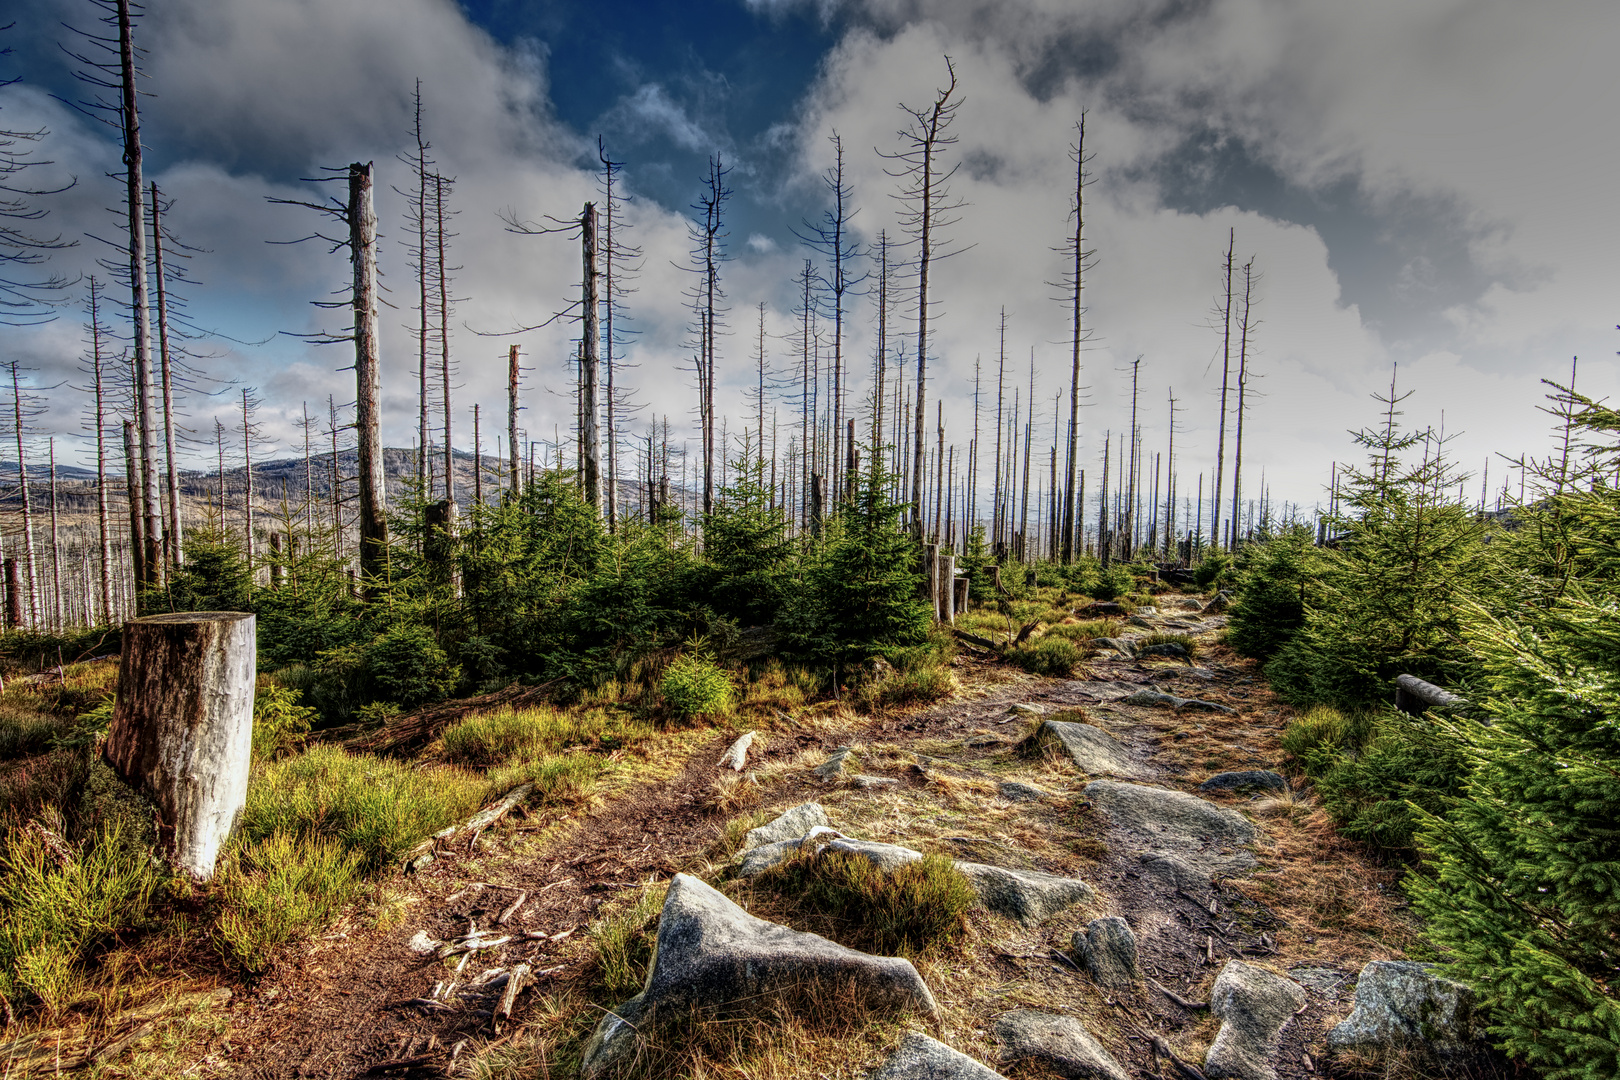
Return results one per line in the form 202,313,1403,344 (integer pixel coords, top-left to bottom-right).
580,203,602,511
123,420,143,606
116,0,163,590
508,345,521,495
350,163,389,596
105,611,256,880
150,184,183,569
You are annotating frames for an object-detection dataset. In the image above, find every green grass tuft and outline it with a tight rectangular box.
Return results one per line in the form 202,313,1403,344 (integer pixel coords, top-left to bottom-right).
755,849,974,958
588,882,669,1001
1008,636,1082,679
0,821,163,1015
241,745,486,873
213,831,366,973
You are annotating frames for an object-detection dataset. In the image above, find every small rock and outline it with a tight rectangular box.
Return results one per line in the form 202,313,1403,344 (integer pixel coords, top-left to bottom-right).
718,731,756,771
954,862,1094,926
1200,770,1288,794
867,657,895,679
851,774,899,789
1007,703,1044,718
1093,637,1138,658
1327,960,1483,1056
994,1010,1130,1080
1203,960,1307,1080
1125,615,1155,629
1202,591,1232,614
736,826,846,877
580,875,938,1079
965,734,1003,748
406,929,440,955
1072,917,1139,987
744,802,831,851
1039,720,1149,779
872,1033,1006,1080
815,747,859,780
1138,852,1205,892
997,781,1048,802
826,838,925,871
1137,642,1192,662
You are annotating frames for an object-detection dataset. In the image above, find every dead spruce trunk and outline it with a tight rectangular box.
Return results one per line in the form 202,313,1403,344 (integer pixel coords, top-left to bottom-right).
104,612,256,879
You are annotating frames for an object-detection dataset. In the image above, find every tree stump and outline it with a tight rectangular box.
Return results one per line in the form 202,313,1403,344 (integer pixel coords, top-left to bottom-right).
104,612,256,880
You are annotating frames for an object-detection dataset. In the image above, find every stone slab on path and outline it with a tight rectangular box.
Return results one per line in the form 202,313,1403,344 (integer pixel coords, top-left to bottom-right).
1200,770,1287,794
744,802,830,850
1040,720,1150,779
581,874,938,1079
872,1033,1006,1080
954,862,1095,926
1203,960,1307,1080
736,826,846,877
993,1010,1131,1080
1084,780,1257,877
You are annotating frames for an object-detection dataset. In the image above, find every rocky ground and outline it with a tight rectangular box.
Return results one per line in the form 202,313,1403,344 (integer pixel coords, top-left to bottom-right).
191,595,1488,1079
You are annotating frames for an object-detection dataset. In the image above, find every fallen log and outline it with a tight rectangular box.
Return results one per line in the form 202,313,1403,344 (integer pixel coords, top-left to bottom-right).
718,731,755,771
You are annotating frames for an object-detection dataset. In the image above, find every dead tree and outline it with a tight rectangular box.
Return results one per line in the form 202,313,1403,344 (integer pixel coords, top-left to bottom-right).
239,388,260,578
432,170,461,512
685,157,731,521
1058,117,1096,564
270,164,390,594
8,361,41,625
796,132,864,497
597,140,642,532
1229,257,1260,549
991,309,1007,549
123,419,141,594
397,83,434,494
883,56,964,535
507,344,521,494
1211,228,1235,551
581,201,603,511
149,183,182,568
81,279,115,622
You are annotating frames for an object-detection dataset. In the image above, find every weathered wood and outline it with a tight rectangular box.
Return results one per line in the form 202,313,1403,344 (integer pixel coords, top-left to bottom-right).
3,558,17,629
497,891,528,926
350,162,389,597
581,202,603,511
1394,674,1467,715
952,576,969,617
718,731,755,771
497,962,531,1019
104,612,256,879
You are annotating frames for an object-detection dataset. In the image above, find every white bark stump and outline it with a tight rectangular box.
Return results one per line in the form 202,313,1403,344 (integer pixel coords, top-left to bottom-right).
104,612,256,879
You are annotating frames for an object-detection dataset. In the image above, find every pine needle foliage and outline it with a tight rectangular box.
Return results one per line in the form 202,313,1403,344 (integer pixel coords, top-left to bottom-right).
1410,389,1620,1078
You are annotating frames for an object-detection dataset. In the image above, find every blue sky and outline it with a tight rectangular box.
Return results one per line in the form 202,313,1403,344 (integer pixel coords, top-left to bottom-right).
3,0,1618,511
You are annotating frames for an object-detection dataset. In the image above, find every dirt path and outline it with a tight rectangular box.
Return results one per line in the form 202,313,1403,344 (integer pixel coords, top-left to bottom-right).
222,597,1412,1079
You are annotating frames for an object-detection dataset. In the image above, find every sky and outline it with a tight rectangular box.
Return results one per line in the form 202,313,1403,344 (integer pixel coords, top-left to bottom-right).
2,0,1617,518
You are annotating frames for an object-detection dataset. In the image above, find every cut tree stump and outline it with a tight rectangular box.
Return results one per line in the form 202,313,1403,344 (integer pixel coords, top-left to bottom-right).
104,611,256,880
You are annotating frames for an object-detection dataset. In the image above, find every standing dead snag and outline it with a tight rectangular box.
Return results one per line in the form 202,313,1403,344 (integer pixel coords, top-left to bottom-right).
1059,116,1095,564
351,163,389,590
883,56,964,535
268,162,390,596
581,202,603,511
105,612,256,880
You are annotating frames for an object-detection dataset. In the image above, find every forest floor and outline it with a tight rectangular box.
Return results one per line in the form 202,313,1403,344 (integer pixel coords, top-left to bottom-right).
0,594,1426,1079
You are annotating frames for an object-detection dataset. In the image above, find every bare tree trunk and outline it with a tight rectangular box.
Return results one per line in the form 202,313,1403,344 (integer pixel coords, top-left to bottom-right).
241,389,255,580
435,172,454,514
327,395,343,558
88,280,115,623
473,403,483,507
508,345,521,495
411,87,431,495
1125,356,1140,560
48,439,61,630
905,61,960,535
932,402,945,542
123,421,142,603
581,202,603,511
150,184,183,569
1230,258,1257,550
1211,228,1234,551
1097,431,1111,568
1062,117,1089,565
992,309,1007,550
116,0,163,590
10,364,38,626
350,162,388,595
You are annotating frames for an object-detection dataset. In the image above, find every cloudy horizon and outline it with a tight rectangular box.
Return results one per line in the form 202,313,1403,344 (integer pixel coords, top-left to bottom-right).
3,0,1617,521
